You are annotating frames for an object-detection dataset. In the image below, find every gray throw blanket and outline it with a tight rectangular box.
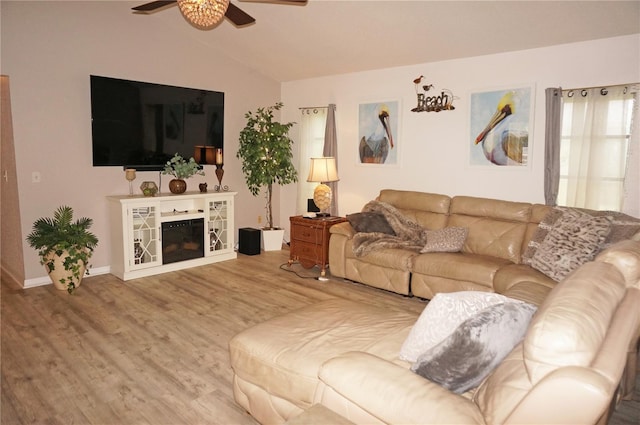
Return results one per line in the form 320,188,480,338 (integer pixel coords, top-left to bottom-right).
353,201,429,257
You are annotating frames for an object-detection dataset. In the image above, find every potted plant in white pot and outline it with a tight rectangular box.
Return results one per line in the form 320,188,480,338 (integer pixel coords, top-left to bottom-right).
237,102,298,251
162,153,205,194
26,205,98,294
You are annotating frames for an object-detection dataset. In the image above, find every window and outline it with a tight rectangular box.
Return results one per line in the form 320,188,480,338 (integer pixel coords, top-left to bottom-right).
558,86,637,211
296,108,327,214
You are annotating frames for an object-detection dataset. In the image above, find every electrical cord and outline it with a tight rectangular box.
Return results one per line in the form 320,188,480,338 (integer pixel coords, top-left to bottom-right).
279,262,322,280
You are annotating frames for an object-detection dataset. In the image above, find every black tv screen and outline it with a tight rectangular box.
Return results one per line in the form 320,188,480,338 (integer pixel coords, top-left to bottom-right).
90,75,224,171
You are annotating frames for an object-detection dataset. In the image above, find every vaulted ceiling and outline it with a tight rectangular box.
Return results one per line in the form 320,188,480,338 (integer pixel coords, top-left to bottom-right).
133,0,640,82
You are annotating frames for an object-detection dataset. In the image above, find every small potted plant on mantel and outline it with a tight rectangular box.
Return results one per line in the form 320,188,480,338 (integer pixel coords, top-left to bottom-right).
162,153,205,194
237,102,298,251
26,205,98,294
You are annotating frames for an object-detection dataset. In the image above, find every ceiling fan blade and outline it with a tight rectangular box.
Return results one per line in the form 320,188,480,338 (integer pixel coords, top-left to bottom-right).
132,1,176,12
225,3,256,26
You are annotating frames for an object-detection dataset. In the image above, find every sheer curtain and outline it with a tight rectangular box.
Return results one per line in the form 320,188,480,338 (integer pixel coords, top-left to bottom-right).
296,107,327,214
550,84,638,212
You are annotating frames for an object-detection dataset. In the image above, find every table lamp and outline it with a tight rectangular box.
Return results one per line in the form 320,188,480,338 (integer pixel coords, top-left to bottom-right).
307,157,339,217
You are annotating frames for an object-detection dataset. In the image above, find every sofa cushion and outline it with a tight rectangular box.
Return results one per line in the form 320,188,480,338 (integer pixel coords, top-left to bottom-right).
493,263,557,295
346,212,396,235
595,239,640,285
524,261,626,383
420,227,468,253
530,208,612,281
410,252,512,289
399,291,520,363
411,302,537,394
229,299,417,409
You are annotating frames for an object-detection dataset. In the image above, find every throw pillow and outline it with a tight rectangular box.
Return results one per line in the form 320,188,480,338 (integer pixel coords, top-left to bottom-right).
523,207,639,265
411,302,537,394
530,208,612,282
587,210,640,248
420,227,468,253
399,291,522,363
346,212,396,235
522,208,563,266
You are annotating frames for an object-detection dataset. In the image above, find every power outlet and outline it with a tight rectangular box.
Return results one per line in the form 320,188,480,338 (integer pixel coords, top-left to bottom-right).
32,171,41,183
257,215,262,224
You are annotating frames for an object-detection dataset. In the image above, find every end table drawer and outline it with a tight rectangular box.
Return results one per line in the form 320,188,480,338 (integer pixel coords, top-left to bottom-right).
292,240,322,262
291,224,319,243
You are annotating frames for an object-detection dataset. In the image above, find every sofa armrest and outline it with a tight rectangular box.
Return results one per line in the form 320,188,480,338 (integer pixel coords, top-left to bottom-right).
330,221,356,238
329,222,356,278
318,352,484,425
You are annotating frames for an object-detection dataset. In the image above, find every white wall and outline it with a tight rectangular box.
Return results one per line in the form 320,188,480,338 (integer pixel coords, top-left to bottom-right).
1,1,281,282
3,1,639,283
280,35,640,240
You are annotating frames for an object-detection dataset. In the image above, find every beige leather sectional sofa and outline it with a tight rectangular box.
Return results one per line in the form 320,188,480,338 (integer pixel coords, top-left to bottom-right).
329,189,640,304
229,239,640,424
229,190,640,424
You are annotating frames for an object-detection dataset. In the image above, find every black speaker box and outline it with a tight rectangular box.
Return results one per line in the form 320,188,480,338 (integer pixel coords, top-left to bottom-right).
307,198,320,212
239,227,261,255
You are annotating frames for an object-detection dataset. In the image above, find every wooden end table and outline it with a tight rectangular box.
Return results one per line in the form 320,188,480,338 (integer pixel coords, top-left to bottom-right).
288,215,347,277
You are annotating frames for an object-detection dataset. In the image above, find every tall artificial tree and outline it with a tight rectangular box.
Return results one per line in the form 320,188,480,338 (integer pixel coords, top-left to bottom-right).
237,102,298,229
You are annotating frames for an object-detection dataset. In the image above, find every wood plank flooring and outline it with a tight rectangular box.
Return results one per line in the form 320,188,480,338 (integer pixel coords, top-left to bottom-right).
2,249,638,424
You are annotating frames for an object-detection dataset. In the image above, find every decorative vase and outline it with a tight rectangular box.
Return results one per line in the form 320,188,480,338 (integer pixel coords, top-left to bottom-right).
140,181,158,197
169,179,187,194
44,250,86,291
261,228,285,251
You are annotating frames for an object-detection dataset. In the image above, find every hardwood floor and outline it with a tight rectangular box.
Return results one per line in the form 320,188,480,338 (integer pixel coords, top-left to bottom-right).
2,250,638,424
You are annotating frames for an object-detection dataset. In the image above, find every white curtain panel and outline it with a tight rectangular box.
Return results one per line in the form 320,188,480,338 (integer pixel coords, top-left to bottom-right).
622,88,640,217
561,85,637,211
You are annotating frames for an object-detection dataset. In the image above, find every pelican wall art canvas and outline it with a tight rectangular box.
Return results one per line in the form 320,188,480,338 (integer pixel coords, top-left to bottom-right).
358,100,399,165
469,86,533,167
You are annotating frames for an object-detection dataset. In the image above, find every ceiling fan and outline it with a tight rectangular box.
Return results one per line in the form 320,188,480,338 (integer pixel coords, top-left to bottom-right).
132,0,307,28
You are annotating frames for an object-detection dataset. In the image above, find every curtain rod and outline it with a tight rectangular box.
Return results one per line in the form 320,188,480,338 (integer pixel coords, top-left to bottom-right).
299,106,329,110
562,82,639,93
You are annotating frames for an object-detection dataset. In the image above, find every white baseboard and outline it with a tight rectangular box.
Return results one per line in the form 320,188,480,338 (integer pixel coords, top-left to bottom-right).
23,265,111,289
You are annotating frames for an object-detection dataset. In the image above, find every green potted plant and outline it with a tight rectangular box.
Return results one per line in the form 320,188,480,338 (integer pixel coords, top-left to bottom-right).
162,153,205,194
237,102,298,250
26,205,98,294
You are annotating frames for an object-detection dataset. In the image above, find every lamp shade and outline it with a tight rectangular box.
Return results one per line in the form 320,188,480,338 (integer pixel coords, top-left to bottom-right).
307,157,339,183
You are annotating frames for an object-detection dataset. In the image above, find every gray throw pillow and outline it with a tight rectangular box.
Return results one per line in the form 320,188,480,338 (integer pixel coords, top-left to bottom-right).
346,212,396,235
411,302,537,394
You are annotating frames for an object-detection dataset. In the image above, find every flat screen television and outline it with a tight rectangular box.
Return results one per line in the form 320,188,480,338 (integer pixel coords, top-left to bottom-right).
90,75,224,171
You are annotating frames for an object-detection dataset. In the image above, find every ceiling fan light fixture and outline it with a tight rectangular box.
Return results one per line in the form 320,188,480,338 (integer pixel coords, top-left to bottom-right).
177,0,229,28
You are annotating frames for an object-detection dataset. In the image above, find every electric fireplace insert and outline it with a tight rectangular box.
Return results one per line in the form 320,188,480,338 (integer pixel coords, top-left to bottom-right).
161,219,204,265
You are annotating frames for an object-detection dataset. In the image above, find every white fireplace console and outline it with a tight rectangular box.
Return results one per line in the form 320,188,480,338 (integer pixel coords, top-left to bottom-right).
107,191,237,281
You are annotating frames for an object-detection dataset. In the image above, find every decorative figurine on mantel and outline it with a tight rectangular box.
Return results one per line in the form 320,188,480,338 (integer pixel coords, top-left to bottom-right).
125,168,136,196
140,181,158,197
214,148,228,191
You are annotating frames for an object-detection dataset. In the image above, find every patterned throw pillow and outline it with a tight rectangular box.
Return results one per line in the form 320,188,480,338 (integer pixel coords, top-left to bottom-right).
523,207,640,265
522,208,563,266
530,208,612,282
411,302,537,394
399,291,522,363
420,227,468,253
